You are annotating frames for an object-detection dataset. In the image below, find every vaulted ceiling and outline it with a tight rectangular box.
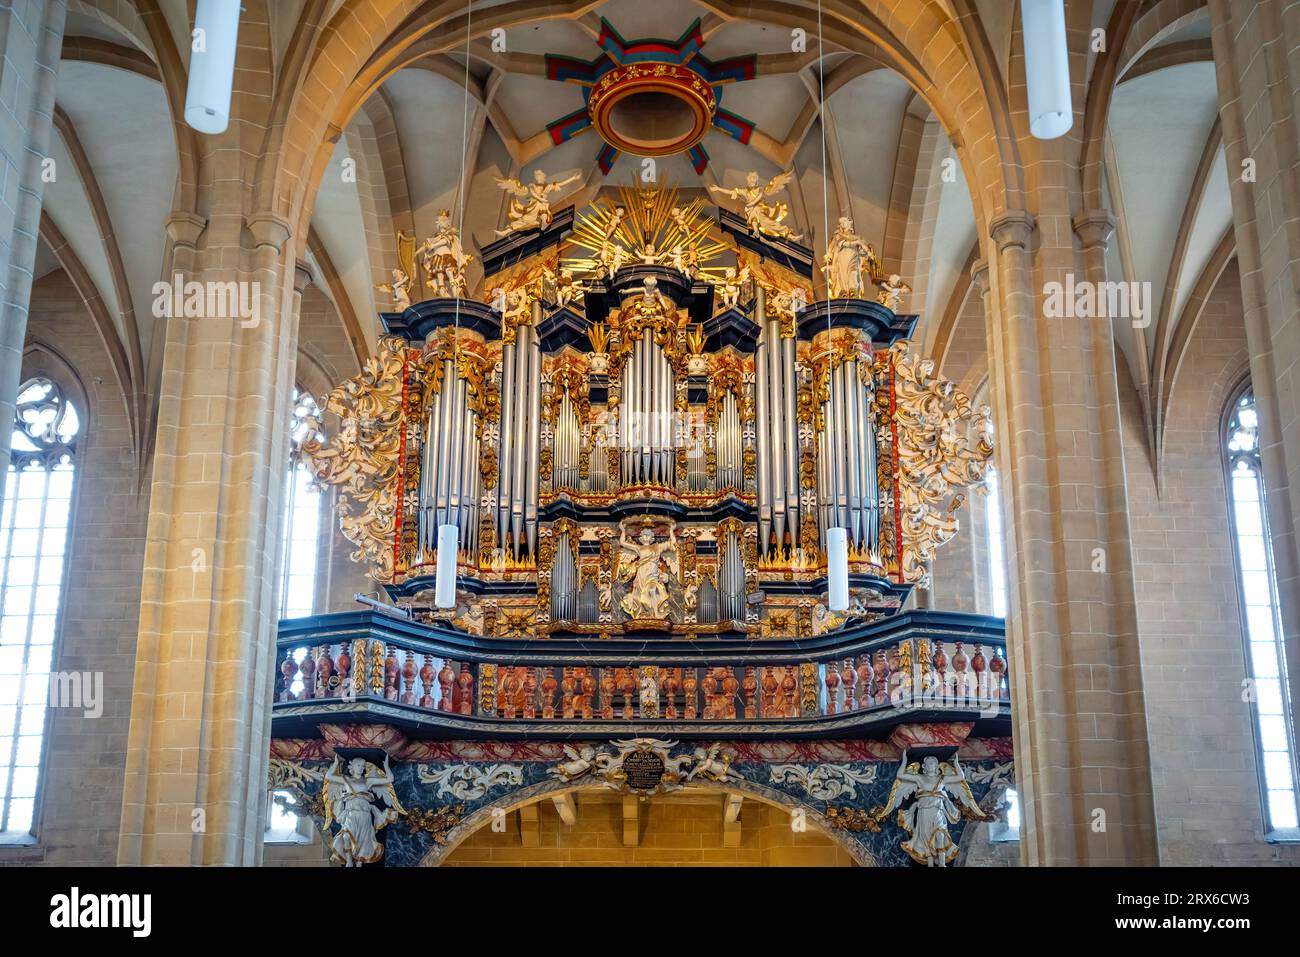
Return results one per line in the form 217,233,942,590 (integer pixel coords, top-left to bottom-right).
40,0,1230,463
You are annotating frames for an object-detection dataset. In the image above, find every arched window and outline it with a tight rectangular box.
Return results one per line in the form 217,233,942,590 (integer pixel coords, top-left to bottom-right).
1225,387,1299,836
280,388,324,620
985,466,1007,618
0,378,80,842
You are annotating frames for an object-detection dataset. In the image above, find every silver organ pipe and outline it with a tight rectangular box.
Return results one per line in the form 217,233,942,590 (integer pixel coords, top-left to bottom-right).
753,287,806,554
419,356,480,565
817,357,876,551
550,532,577,621
619,330,675,486
555,390,582,490
719,532,744,621
494,319,541,559
716,392,742,489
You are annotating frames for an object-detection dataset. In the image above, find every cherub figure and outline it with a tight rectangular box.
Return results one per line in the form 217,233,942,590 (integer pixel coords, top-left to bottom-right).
322,755,404,867
716,264,751,311
550,744,600,782
876,273,911,311
596,238,628,279
638,242,666,266
687,743,737,783
670,244,701,279
875,750,986,867
494,168,580,237
709,170,803,241
376,268,412,311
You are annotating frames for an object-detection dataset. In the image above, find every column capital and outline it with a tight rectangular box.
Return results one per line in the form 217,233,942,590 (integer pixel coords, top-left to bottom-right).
988,209,1035,252
165,211,207,249
969,257,991,294
1072,209,1117,252
293,259,315,294
246,211,293,253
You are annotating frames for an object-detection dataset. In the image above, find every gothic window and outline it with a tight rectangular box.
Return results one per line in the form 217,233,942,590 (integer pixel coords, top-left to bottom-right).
985,466,1008,618
0,378,80,842
280,388,325,621
1225,387,1299,836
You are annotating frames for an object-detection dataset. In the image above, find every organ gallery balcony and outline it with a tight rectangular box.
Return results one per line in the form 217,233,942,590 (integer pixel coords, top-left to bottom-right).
271,608,1009,741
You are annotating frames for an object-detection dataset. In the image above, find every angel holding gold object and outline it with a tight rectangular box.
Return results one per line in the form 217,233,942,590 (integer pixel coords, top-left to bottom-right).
376,267,413,311
821,216,880,298
877,273,911,311
494,168,581,237
322,755,404,867
874,750,986,867
715,264,751,311
709,170,803,242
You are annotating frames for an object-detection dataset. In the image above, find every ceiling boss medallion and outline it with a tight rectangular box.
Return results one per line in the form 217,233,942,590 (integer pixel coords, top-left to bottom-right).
544,19,758,174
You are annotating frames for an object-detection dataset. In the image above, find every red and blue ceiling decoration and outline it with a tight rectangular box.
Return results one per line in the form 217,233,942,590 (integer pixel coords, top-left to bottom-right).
543,19,758,175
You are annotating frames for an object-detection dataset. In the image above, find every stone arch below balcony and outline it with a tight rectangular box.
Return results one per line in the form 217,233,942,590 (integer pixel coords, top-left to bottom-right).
422,777,870,867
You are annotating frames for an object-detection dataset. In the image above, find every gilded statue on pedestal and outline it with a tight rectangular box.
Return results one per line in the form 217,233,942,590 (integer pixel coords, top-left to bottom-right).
709,170,804,242
494,169,581,236
417,210,473,298
821,216,880,298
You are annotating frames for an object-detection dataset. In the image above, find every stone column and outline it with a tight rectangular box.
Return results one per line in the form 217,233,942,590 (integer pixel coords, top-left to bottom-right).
1208,0,1300,717
0,0,66,493
986,210,1159,865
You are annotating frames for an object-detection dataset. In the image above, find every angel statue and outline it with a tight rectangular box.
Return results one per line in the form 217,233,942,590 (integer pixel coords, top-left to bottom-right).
876,273,911,311
322,755,404,867
549,744,601,782
494,168,581,237
715,264,751,311
617,522,679,620
709,170,804,242
417,210,473,298
376,267,412,311
687,743,738,783
821,216,880,298
875,750,986,867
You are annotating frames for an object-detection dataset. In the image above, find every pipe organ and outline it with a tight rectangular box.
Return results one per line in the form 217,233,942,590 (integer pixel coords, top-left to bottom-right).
304,184,993,643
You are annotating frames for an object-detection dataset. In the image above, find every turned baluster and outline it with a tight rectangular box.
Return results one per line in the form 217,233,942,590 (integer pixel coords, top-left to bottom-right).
456,665,474,716
522,668,538,719
620,668,637,720
316,645,335,699
780,665,797,718
580,668,597,719
971,643,987,701
280,649,298,702
702,669,718,719
873,650,889,705
761,666,778,717
437,659,454,711
991,647,1008,699
842,659,855,712
932,640,949,703
541,668,558,718
419,655,436,709
600,668,616,719
336,643,352,698
856,656,871,709
500,668,518,718
722,668,739,719
683,669,698,720
742,667,757,719
400,650,417,705
952,641,969,703
663,668,680,720
824,662,840,715
560,667,576,719
298,648,316,701
384,645,399,701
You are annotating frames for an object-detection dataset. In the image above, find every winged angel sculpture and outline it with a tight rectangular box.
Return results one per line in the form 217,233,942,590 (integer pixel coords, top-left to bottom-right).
494,169,581,237
709,170,803,242
875,750,987,867
322,755,405,867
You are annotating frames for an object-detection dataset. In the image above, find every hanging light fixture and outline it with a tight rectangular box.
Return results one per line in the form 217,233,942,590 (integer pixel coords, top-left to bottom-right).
1021,0,1072,140
184,0,241,134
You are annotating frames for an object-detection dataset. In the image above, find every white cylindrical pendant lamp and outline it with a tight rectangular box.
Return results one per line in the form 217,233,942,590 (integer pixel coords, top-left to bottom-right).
1021,0,1072,140
184,0,241,134
435,524,458,609
827,526,849,612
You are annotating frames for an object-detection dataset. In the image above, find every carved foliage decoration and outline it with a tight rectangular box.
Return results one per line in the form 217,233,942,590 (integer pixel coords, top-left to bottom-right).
302,336,412,583
883,343,993,587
